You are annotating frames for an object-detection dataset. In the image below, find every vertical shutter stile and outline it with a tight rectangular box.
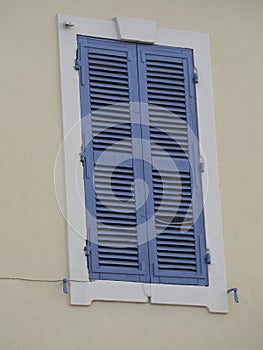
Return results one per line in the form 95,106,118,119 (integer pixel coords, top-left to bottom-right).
78,37,149,282
137,45,208,285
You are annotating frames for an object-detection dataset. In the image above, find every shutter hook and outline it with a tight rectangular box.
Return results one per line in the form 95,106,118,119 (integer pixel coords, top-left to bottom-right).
227,287,239,303
63,278,69,294
63,21,75,27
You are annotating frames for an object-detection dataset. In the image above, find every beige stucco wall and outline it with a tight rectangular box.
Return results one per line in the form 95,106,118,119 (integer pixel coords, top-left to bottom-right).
0,0,262,349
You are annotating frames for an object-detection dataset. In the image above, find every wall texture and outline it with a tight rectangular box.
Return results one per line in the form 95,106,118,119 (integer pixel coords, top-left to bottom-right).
0,0,262,349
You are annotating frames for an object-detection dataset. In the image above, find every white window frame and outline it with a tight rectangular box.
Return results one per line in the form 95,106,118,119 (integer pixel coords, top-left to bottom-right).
57,14,228,313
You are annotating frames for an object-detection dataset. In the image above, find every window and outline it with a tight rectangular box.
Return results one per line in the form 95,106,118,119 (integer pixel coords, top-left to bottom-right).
78,36,208,286
57,15,228,312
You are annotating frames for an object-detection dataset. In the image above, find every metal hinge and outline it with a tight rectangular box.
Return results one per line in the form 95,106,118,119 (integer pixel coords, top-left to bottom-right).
74,59,80,71
84,242,89,257
79,149,85,164
200,162,205,173
74,48,80,70
205,252,211,264
193,72,199,84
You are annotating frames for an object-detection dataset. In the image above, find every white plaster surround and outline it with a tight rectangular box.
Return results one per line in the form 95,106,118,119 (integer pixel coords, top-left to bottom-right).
57,14,228,313
114,16,157,43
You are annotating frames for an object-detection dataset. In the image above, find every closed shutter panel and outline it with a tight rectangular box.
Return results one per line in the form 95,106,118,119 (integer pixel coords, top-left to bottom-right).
137,45,208,285
78,37,149,282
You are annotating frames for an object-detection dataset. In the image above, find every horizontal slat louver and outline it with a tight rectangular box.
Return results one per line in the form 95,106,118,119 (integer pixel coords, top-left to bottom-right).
88,51,132,155
153,169,197,272
95,164,139,269
146,59,188,159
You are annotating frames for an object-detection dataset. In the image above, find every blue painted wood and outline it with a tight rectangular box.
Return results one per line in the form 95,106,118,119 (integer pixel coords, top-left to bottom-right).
137,44,208,286
78,36,208,286
77,36,150,283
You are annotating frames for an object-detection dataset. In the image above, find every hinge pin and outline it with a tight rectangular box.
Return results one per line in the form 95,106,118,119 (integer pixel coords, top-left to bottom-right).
205,252,211,264
84,245,89,256
79,150,85,164
193,72,199,84
74,59,80,71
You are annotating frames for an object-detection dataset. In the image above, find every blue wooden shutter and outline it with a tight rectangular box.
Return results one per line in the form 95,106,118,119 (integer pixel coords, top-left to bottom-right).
78,37,150,282
137,44,208,285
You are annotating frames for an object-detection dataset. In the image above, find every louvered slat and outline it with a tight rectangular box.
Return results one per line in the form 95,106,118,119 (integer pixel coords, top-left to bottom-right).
89,50,133,156
152,168,197,273
94,164,139,269
146,56,188,159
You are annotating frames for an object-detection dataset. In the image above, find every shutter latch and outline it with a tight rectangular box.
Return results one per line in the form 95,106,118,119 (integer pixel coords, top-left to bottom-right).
205,252,211,264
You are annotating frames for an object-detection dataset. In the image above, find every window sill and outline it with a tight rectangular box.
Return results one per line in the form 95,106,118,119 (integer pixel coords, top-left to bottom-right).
70,279,228,313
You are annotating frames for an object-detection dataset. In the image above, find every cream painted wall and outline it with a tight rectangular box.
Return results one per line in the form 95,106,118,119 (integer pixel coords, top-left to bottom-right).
0,0,262,349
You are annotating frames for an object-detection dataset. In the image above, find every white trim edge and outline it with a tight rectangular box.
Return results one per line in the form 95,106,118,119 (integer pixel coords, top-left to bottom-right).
57,14,228,313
